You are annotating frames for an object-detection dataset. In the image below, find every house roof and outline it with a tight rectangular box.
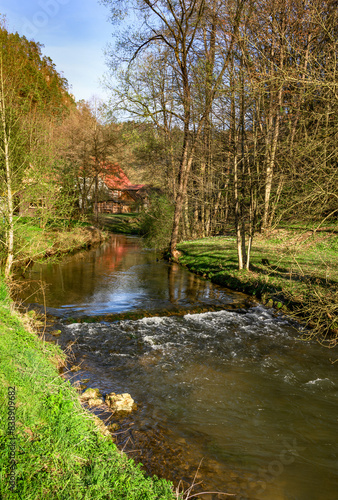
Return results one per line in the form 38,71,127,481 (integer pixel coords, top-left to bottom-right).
99,163,133,190
126,184,144,191
99,162,146,192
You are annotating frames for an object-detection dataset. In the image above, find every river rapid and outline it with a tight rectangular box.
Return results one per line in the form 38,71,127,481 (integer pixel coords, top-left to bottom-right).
18,235,338,500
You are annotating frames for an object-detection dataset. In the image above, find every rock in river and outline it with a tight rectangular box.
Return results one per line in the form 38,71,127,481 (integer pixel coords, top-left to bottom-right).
80,388,103,407
87,398,104,408
105,392,135,414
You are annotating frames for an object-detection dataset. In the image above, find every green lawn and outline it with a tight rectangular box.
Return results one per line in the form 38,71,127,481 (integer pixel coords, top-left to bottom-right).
178,229,338,345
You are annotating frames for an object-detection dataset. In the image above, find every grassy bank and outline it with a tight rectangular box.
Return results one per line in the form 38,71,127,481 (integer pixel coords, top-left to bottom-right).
96,214,140,235
0,279,175,499
8,218,108,271
178,228,338,346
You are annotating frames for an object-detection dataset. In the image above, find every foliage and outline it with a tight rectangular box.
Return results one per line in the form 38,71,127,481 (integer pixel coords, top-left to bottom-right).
139,195,174,249
0,22,76,276
0,280,175,499
0,25,73,116
59,98,120,218
10,219,106,267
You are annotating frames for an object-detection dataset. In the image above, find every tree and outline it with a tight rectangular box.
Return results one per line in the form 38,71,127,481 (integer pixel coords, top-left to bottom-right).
0,23,74,277
61,98,119,218
102,0,337,270
103,0,245,259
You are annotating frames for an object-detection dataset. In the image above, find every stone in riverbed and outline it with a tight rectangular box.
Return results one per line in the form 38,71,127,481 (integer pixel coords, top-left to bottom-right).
80,388,102,402
105,392,135,414
87,398,104,408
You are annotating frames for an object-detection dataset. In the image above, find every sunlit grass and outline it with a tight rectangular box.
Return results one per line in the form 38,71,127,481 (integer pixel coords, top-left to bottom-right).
98,213,141,235
0,278,175,499
178,229,338,344
10,218,107,266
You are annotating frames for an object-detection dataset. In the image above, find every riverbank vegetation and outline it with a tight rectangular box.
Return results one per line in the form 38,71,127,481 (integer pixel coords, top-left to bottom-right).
0,20,121,277
178,228,338,346
0,3,336,496
0,20,76,278
11,217,107,272
97,0,338,344
0,280,175,499
2,3,337,279
97,213,141,235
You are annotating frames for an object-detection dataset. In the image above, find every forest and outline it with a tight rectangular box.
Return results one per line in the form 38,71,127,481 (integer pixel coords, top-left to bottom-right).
0,20,122,277
0,3,338,498
0,1,337,338
101,0,337,266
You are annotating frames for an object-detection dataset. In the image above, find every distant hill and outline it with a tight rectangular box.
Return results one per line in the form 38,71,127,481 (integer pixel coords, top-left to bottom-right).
0,22,75,117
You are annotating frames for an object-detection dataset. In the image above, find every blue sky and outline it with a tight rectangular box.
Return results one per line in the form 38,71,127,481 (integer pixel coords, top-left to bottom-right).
0,0,116,101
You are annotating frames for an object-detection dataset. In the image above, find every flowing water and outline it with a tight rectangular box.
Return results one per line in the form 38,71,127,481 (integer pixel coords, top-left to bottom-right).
18,235,338,499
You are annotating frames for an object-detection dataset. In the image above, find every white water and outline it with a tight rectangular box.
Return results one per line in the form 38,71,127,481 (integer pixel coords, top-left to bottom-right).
20,235,338,499
62,306,338,500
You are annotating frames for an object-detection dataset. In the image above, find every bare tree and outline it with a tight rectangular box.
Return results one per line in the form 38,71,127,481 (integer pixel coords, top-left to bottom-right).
0,21,76,277
61,99,118,218
103,0,245,258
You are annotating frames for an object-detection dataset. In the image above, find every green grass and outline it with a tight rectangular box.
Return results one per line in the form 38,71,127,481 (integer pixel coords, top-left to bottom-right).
9,218,107,267
0,278,175,499
97,214,141,235
178,229,338,345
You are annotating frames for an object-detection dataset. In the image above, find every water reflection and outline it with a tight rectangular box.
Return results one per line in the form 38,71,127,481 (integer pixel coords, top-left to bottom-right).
16,235,338,499
19,234,241,317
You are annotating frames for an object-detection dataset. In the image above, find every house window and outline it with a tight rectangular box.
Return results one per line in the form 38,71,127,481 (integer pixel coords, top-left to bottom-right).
112,190,120,197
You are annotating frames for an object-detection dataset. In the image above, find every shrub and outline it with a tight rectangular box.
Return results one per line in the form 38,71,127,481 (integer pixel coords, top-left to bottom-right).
139,195,174,249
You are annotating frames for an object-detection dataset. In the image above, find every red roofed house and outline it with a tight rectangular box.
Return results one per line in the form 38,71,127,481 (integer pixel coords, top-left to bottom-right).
94,163,148,214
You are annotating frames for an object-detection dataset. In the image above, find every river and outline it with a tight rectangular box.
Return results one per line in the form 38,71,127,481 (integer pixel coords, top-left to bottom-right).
18,234,338,500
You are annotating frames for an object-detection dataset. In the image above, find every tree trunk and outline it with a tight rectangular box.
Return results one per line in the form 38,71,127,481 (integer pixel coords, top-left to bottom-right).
94,171,99,222
0,64,14,278
4,140,14,279
170,137,194,259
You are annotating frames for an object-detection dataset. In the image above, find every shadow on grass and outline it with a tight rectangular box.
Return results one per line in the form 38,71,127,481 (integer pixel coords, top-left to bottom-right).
250,263,338,288
97,215,140,235
180,253,238,275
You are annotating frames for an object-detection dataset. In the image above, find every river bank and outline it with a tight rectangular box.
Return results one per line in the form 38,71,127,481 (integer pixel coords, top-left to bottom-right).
177,229,338,346
6,231,338,498
10,219,109,273
91,216,338,345
95,213,141,235
0,279,175,499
